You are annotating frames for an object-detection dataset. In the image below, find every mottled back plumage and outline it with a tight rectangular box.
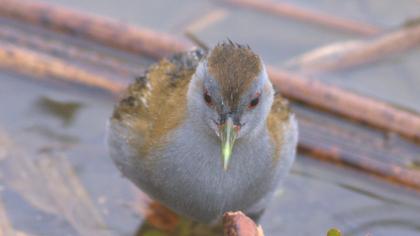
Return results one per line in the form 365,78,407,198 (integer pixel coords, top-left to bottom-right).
112,50,205,155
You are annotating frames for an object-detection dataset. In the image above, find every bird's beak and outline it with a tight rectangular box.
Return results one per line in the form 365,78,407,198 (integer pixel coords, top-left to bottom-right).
219,117,239,171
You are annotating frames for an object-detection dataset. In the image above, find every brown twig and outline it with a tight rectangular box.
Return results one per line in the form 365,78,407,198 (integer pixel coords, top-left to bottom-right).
0,25,143,77
223,211,264,236
299,139,420,191
296,108,420,190
216,0,380,36
185,31,209,51
0,0,192,59
294,104,419,166
0,43,125,94
285,23,420,75
269,68,420,142
185,8,228,33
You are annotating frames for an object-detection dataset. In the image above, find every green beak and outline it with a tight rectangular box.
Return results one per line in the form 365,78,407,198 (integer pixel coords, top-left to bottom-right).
220,117,238,171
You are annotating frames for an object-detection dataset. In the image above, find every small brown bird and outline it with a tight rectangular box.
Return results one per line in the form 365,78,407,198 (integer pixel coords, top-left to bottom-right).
107,41,298,223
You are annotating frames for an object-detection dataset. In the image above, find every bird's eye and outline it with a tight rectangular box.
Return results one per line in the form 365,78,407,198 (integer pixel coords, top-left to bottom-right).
249,94,260,109
204,90,212,105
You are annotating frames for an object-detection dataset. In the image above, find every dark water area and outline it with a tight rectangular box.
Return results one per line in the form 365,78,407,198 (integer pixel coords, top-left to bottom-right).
1,0,420,235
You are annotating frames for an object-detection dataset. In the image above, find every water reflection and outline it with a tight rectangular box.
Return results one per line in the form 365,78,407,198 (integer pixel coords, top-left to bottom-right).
35,96,83,126
133,201,222,236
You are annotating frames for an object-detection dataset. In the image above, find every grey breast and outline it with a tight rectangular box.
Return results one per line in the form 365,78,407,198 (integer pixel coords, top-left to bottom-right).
137,120,281,223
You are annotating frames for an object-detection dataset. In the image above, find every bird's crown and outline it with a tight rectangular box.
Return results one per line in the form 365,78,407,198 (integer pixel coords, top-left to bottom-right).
206,41,263,110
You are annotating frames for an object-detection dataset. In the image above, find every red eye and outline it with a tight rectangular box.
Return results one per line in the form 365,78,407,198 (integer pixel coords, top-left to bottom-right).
204,90,212,105
249,93,260,109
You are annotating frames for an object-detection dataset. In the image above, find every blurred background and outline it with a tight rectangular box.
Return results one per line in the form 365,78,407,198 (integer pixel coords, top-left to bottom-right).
0,0,420,236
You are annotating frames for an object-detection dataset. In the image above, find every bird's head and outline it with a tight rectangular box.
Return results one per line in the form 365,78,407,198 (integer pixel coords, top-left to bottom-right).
187,41,274,170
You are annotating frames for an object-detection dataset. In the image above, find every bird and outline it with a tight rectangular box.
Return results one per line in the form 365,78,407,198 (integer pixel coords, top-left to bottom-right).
107,41,298,224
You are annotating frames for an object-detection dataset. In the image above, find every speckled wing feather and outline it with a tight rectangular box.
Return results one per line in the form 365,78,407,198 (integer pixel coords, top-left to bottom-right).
266,93,291,161
111,49,206,155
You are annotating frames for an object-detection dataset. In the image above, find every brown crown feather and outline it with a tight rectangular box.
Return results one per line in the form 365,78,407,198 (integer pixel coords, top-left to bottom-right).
207,41,262,110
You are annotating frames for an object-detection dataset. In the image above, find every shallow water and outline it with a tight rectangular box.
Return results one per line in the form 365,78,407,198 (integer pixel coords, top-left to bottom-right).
1,0,420,235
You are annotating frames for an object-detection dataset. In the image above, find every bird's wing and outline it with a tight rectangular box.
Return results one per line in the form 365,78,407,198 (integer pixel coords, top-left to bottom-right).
266,94,292,161
111,49,206,155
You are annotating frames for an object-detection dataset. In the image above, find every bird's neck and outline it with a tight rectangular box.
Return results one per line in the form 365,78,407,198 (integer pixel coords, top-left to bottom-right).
187,114,268,146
